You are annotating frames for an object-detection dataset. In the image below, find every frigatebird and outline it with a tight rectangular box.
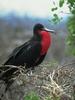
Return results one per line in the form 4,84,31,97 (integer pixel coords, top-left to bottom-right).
0,23,55,94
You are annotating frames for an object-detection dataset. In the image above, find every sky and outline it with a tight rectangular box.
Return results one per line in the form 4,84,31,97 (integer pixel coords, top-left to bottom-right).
0,0,69,18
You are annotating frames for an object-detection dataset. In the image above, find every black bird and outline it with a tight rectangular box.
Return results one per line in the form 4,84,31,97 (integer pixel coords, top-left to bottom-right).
4,23,55,68
0,23,55,93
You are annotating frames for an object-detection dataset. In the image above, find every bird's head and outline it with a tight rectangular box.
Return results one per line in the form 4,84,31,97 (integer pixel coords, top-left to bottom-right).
33,23,56,55
33,23,55,35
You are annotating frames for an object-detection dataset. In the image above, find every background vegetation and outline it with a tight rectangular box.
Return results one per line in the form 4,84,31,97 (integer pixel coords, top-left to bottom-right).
51,0,75,55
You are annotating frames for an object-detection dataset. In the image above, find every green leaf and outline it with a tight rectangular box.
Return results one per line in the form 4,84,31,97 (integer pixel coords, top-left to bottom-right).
51,7,58,11
59,0,64,7
67,0,75,6
52,14,61,24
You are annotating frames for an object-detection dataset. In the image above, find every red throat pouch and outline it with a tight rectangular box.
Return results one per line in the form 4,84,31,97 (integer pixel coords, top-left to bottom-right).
40,31,51,55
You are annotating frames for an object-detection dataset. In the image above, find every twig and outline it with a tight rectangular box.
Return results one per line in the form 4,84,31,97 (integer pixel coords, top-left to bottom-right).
57,62,75,70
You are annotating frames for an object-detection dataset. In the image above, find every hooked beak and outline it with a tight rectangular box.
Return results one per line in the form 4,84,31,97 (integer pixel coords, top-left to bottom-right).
44,28,56,34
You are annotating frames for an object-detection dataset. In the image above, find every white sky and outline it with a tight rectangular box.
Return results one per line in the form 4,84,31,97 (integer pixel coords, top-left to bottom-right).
0,0,69,17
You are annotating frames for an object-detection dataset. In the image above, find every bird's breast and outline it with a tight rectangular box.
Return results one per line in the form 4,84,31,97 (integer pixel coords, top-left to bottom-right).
40,31,51,55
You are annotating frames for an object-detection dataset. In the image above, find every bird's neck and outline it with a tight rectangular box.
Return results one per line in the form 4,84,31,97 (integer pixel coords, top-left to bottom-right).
40,31,51,55
32,34,41,41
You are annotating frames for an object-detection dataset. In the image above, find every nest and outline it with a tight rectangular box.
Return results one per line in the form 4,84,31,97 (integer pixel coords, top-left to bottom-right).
0,62,75,100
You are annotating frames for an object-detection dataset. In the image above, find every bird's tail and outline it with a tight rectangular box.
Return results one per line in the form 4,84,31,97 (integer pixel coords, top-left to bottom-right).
0,65,19,99
0,65,18,91
4,56,14,66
